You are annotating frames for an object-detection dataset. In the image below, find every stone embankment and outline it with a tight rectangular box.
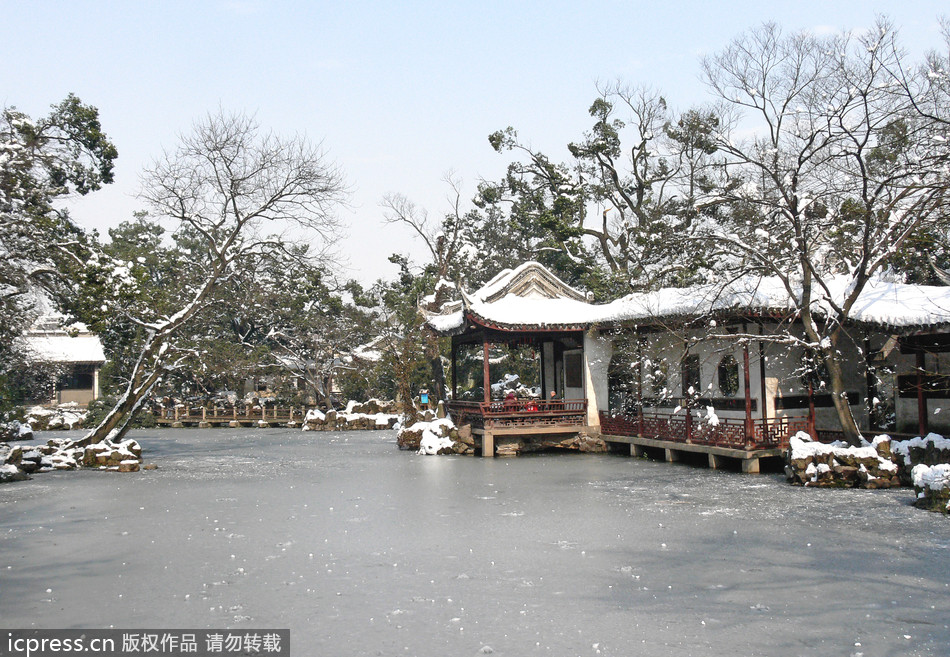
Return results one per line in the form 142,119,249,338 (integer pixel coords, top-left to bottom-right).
891,433,950,514
785,432,900,489
302,399,400,431
1,437,146,484
493,433,608,456
0,404,89,442
786,431,950,514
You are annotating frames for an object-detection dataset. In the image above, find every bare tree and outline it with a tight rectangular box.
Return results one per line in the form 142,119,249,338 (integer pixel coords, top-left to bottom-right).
77,111,344,445
697,20,950,444
380,174,475,404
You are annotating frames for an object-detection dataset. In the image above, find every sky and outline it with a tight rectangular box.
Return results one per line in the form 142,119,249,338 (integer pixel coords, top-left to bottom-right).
2,1,947,285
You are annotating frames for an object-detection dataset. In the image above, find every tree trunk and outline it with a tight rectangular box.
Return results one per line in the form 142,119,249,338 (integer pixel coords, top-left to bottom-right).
429,354,446,404
72,334,166,446
822,344,863,446
394,336,419,425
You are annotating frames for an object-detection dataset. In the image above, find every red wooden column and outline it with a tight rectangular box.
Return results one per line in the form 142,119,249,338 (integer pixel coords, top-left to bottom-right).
758,340,768,441
636,333,645,437
917,349,928,436
743,342,753,443
483,337,491,404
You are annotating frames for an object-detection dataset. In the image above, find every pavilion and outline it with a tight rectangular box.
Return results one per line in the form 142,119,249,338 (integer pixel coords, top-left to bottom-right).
427,262,950,470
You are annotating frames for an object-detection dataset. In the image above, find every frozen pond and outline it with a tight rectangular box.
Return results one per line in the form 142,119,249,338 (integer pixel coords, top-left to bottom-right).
1,428,949,656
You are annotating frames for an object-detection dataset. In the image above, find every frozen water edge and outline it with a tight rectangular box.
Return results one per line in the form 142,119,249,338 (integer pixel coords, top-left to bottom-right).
1,428,948,656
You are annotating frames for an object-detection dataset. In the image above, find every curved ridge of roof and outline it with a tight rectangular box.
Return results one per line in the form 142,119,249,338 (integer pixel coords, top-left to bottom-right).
427,269,950,335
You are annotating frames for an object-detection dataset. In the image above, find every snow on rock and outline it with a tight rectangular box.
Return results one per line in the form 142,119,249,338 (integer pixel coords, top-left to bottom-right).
890,433,950,513
0,420,33,442
911,464,950,514
788,430,950,508
23,404,88,431
890,433,950,468
785,432,900,489
396,417,473,455
912,463,950,490
302,400,400,432
0,463,29,483
0,437,145,484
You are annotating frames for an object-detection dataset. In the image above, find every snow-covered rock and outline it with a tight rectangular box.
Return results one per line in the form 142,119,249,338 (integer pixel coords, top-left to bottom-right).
785,432,900,488
0,463,29,483
891,433,950,471
397,417,472,455
0,420,32,442
23,404,87,431
302,400,399,432
1,436,145,483
911,463,950,514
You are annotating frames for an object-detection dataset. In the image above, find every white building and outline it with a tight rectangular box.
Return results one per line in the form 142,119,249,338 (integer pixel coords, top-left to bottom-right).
21,316,106,406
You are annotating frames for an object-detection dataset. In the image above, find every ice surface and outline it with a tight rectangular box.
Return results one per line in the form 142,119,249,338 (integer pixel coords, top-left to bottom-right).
1,429,949,656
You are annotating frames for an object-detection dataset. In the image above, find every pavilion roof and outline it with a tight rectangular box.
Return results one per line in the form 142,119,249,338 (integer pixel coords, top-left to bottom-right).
427,264,950,336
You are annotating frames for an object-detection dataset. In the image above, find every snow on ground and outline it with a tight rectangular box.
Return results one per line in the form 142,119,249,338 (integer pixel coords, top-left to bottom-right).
1,428,949,656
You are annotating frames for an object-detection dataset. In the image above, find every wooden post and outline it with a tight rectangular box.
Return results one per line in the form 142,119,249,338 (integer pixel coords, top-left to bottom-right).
483,337,491,404
233,406,237,419
202,406,207,421
743,341,753,444
174,406,179,421
917,348,928,436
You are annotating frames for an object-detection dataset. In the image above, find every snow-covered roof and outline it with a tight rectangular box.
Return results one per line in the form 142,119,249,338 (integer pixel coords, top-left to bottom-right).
472,261,587,304
427,265,950,335
23,332,106,364
21,315,107,364
598,276,950,330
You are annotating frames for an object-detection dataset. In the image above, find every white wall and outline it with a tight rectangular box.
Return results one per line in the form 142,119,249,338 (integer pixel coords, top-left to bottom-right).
584,332,613,429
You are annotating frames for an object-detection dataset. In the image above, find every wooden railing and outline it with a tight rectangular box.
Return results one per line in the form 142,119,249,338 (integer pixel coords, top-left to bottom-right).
599,409,808,450
447,399,587,429
152,405,307,425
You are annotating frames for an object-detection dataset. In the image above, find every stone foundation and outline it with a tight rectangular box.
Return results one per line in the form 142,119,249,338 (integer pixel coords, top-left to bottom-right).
493,432,608,457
